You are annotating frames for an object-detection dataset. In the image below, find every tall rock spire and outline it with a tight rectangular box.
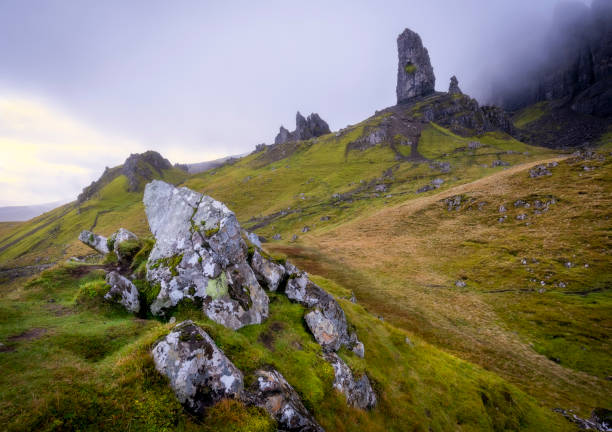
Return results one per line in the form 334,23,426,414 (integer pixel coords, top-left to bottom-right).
396,28,436,103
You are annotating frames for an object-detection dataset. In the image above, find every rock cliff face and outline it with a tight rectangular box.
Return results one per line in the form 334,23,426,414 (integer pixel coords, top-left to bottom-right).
490,0,612,118
396,28,436,103
274,112,331,144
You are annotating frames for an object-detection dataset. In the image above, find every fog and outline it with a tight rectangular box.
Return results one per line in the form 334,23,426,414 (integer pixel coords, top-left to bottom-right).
0,0,593,205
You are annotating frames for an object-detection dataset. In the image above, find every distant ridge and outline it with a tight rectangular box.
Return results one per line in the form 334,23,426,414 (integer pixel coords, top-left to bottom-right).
0,201,66,222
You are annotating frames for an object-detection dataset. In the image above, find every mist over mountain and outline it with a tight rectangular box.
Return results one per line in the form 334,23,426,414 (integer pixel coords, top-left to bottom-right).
486,0,612,116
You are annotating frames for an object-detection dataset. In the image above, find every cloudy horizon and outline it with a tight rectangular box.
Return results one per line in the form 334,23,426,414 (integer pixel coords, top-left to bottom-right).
0,0,590,206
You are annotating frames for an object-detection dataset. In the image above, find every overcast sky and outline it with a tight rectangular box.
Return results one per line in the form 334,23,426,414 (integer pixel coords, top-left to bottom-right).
0,0,589,205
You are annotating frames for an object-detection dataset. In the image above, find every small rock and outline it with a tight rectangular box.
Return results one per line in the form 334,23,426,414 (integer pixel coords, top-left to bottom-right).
521,258,528,265
349,291,357,303
417,184,435,193
432,178,444,187
516,213,528,220
374,184,387,193
325,352,377,410
301,226,310,233
246,232,262,249
499,205,507,213
455,280,466,288
565,262,573,268
320,216,331,221
529,165,552,178
498,216,507,223
352,341,365,358
468,141,481,149
558,282,567,288
168,316,176,324
78,230,109,254
104,271,140,313
491,160,510,168
251,250,286,292
405,337,414,346
273,233,282,240
246,368,324,432
584,263,589,268
291,234,298,242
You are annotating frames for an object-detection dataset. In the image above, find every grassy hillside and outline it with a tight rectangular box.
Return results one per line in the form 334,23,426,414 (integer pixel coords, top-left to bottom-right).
0,263,571,431
276,152,612,416
2,98,609,430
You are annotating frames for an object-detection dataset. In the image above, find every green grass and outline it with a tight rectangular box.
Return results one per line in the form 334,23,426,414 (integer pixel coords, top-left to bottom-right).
513,102,548,128
0,264,570,431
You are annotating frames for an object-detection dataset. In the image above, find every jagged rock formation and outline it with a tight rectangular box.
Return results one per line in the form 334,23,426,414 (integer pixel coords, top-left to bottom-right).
245,368,325,432
396,28,436,103
250,250,285,291
448,75,462,95
325,352,377,410
152,321,244,415
489,0,612,118
77,151,173,203
104,271,140,313
143,180,269,329
274,112,331,145
78,230,109,254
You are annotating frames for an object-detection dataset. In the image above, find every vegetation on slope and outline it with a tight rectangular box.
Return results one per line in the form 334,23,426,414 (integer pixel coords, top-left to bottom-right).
279,152,612,416
0,262,570,431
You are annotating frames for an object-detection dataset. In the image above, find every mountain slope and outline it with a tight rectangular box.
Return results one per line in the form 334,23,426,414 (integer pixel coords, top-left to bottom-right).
272,152,612,415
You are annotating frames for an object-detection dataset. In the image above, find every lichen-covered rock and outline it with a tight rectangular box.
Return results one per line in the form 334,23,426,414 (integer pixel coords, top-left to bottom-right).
245,368,324,432
325,352,377,410
143,180,268,329
251,250,286,292
108,228,139,262
246,231,262,249
285,272,351,352
396,28,435,103
152,321,244,415
104,271,140,313
78,230,109,254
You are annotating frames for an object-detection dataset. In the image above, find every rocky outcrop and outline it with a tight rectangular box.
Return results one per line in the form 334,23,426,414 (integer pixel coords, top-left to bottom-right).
274,112,331,145
448,75,462,95
250,250,286,292
152,321,244,415
78,151,173,203
122,151,172,192
285,272,351,352
246,368,324,432
143,180,269,329
396,28,435,103
104,271,140,313
78,230,109,254
325,352,377,410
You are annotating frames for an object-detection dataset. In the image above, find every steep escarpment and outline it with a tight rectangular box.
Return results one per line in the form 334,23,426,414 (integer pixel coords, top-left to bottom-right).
489,0,612,118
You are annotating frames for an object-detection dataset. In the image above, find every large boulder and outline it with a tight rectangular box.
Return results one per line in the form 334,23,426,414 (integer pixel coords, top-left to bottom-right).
285,272,351,352
151,321,244,415
144,180,268,329
325,352,377,410
396,28,436,103
245,368,324,432
104,271,140,313
78,230,109,254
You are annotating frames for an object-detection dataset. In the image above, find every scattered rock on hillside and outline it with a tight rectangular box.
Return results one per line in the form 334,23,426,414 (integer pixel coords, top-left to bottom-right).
285,273,352,352
468,141,481,149
143,180,269,329
417,184,435,193
448,75,462,95
443,195,462,211
529,164,555,178
104,271,140,313
396,28,435,103
152,321,244,415
273,234,282,240
245,368,324,432
491,160,510,168
78,230,109,254
325,352,377,410
250,250,286,292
